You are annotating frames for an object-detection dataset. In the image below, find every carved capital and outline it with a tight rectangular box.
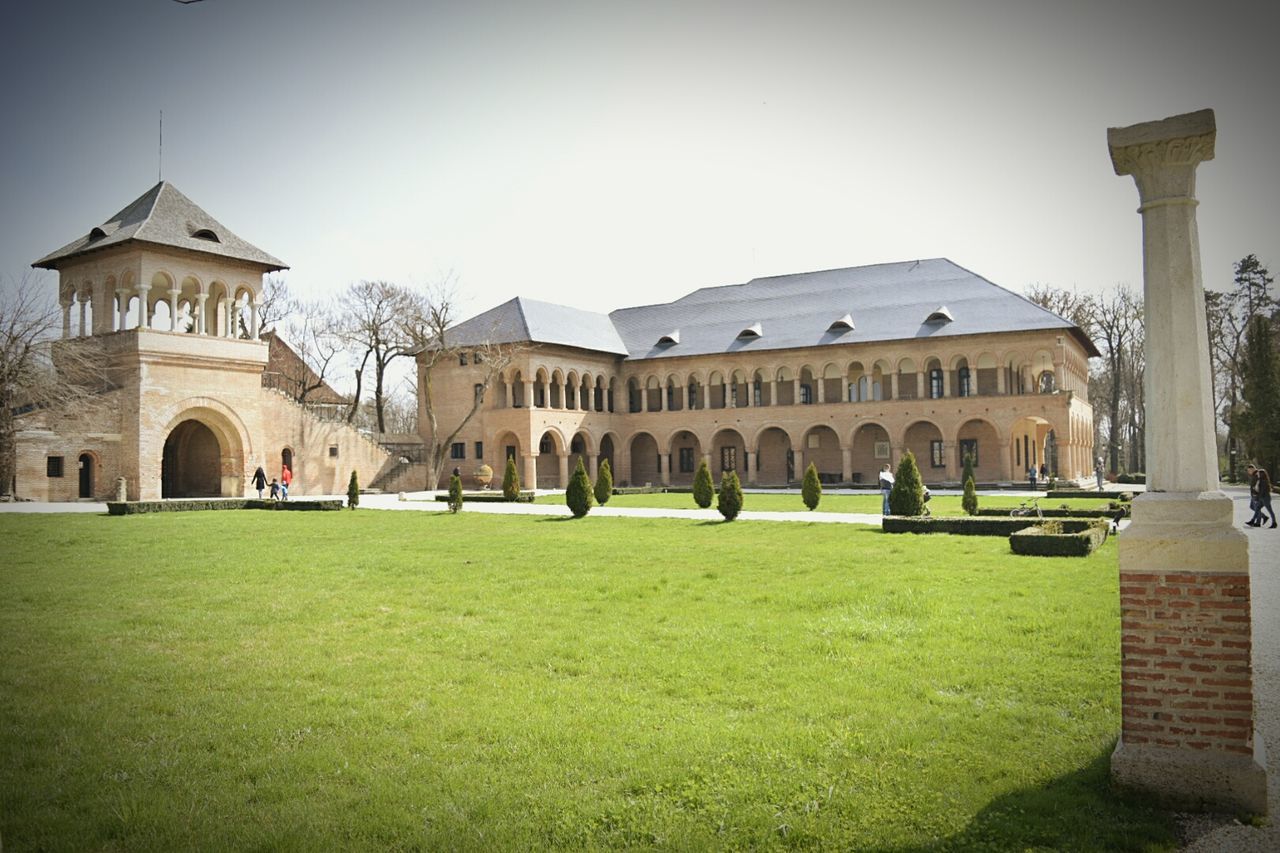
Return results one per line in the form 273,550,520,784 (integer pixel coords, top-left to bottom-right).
1108,109,1215,205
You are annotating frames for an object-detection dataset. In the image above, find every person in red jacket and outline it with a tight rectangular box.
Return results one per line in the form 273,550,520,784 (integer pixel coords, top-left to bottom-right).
281,464,292,501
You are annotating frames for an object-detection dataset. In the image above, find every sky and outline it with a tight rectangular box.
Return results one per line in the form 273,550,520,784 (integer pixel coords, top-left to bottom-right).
2,0,1277,323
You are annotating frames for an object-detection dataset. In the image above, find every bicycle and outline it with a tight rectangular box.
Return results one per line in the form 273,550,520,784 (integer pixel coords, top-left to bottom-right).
1010,497,1044,522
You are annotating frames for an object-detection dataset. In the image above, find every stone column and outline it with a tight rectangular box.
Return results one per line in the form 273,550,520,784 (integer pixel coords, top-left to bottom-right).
136,284,151,329
841,448,853,484
250,300,260,340
587,453,598,481
77,294,88,337
942,369,951,398
1108,109,1266,814
890,373,900,399
997,366,1007,395
116,288,128,331
524,380,535,408
659,454,670,486
915,371,925,399
792,450,804,484
522,453,538,492
557,453,569,489
792,378,801,404
815,379,825,404
744,450,757,486
61,298,72,339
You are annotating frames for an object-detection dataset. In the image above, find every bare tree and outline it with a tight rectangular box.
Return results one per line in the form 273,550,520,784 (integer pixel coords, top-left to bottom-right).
256,274,296,334
336,280,420,433
1090,285,1143,475
1024,283,1096,337
1,273,107,497
408,280,527,491
269,297,344,406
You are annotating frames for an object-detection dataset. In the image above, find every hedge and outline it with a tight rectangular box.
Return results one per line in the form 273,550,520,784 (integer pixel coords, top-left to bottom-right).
1009,523,1110,557
1116,472,1147,485
433,491,535,503
108,499,343,515
881,516,1097,536
1046,489,1134,501
975,507,1127,520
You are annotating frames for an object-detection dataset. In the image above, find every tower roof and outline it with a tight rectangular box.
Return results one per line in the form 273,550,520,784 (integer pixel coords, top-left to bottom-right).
33,181,287,272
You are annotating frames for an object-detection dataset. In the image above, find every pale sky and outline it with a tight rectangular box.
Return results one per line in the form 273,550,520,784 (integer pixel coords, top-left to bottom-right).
2,0,1277,321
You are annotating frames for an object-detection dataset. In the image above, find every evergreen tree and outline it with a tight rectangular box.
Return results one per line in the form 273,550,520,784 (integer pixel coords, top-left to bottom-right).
567,457,593,518
889,450,925,516
447,474,464,513
692,459,714,508
961,453,978,516
502,456,520,501
717,470,744,521
347,469,359,509
593,457,613,505
801,462,822,510
1237,313,1280,475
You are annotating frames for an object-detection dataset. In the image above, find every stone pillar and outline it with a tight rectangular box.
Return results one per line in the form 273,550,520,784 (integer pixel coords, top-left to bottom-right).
942,369,951,398
557,453,569,489
587,453,598,481
815,379,825,404
915,371,925,399
522,453,538,492
250,300,260,340
744,450,757,486
136,285,151,329
841,448,853,484
1108,109,1266,814
116,288,128,331
61,299,72,339
195,295,207,334
997,366,1007,395
792,450,804,484
792,378,801,404
659,454,670,486
890,373,900,399
77,294,88,337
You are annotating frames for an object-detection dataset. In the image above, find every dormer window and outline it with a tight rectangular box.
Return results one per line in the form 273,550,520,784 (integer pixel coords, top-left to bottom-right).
656,330,680,346
925,306,953,324
87,227,107,242
191,228,221,243
828,313,854,332
736,322,762,339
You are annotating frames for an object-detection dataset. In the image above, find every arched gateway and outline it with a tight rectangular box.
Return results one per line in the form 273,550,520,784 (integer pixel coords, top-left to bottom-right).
159,406,248,498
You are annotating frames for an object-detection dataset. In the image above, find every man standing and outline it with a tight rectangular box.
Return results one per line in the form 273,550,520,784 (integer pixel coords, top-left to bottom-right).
1095,458,1105,491
878,463,894,515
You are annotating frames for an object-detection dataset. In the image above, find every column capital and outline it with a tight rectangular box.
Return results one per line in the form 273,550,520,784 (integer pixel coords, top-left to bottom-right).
1108,109,1215,206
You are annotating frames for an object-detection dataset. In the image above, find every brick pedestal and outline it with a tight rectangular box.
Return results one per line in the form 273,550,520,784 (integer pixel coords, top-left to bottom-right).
1113,492,1267,813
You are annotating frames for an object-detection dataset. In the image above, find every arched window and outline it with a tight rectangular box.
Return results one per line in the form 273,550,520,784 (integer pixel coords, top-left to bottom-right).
539,434,553,454
958,367,972,397
1039,372,1056,393
928,368,944,399
687,381,699,409
752,379,762,406
799,384,813,405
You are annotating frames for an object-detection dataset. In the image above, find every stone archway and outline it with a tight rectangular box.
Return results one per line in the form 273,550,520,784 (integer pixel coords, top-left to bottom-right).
162,420,224,497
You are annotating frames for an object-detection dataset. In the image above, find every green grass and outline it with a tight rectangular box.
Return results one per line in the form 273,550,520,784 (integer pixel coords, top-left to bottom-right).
0,512,1172,851
545,491,1114,516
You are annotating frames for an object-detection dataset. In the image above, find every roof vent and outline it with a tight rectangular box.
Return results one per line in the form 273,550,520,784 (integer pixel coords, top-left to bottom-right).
737,322,763,339
87,227,107,242
191,228,221,243
828,313,854,332
656,330,680,346
925,306,954,324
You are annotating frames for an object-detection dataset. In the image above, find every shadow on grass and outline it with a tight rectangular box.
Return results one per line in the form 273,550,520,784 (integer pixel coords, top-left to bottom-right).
885,745,1176,853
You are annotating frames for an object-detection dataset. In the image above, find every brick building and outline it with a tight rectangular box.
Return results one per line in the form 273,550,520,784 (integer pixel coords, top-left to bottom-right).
425,259,1099,490
14,182,395,501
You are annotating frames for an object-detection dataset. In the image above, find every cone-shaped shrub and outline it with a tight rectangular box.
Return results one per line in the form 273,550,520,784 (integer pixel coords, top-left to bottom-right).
594,458,613,505
692,459,714,508
447,474,464,513
717,469,744,521
567,457,593,518
961,452,978,516
501,456,520,501
801,462,822,511
888,450,925,516
347,470,359,509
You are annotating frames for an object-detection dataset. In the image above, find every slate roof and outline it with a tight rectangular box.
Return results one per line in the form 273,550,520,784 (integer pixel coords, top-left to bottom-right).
444,297,630,355
33,181,287,271
448,258,1098,361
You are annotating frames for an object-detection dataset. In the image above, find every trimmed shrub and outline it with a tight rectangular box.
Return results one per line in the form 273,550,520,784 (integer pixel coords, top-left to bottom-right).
961,453,978,516
1047,489,1134,501
566,458,593,518
107,499,342,515
594,458,613,505
347,470,359,509
801,462,822,511
975,507,1123,520
882,516,1098,536
1009,522,1109,557
693,460,714,509
447,475,464,513
888,451,925,516
433,491,535,503
502,456,520,501
717,470,743,521
1116,472,1147,485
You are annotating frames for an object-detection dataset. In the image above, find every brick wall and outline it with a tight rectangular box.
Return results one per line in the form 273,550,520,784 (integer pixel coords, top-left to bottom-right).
1119,571,1254,756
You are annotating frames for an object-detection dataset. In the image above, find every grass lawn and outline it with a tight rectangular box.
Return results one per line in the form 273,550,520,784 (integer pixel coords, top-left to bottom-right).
0,512,1171,851
536,491,1116,516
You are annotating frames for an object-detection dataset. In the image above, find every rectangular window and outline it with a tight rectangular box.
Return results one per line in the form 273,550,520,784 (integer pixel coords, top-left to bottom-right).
799,384,812,404
720,446,737,471
960,439,979,467
329,445,339,457
474,383,485,402
46,456,64,478
506,445,517,461
874,441,890,460
459,353,468,366
958,369,972,397
930,440,946,468
451,442,465,460
678,447,695,473
929,369,944,399
473,351,484,364
474,441,483,459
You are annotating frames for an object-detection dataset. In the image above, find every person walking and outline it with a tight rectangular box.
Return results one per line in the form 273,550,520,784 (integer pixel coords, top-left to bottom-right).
1095,458,1105,491
1246,463,1275,528
281,464,292,501
1028,466,1038,490
878,463,895,515
251,465,267,498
